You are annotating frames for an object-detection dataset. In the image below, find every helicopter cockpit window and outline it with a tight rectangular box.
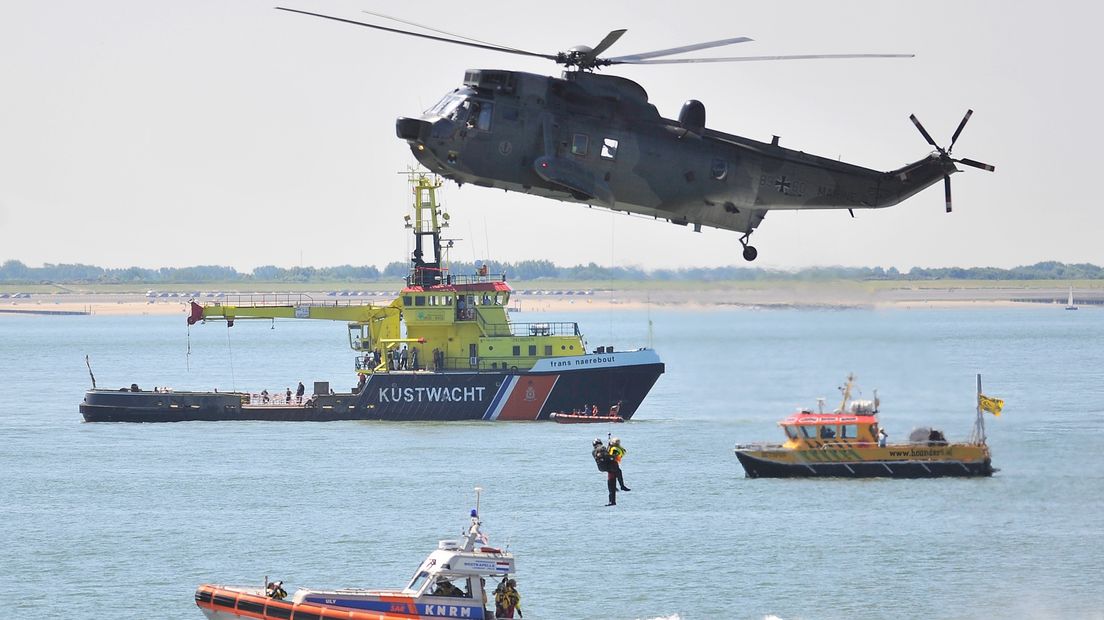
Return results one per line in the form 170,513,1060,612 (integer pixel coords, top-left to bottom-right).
601,138,619,160
427,95,463,119
571,134,589,156
711,159,728,180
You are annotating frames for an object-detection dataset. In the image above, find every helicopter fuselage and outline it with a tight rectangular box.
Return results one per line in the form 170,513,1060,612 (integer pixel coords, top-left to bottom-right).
396,69,955,238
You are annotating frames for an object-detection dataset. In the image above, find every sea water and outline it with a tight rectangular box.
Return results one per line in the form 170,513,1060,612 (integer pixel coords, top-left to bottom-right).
1,305,1102,620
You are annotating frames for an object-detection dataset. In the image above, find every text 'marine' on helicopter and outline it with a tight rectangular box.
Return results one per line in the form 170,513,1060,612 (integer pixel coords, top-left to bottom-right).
277,8,995,261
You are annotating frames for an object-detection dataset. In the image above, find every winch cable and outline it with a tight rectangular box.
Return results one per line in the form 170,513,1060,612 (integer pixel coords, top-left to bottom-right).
226,322,236,392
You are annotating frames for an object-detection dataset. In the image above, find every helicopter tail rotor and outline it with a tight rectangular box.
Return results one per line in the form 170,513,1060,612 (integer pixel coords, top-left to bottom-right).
909,109,995,213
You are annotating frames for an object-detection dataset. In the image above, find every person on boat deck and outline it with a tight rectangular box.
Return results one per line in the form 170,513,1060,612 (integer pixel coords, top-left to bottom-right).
591,404,599,416
494,578,522,618
285,387,292,404
357,373,367,392
609,437,630,492
410,347,419,371
878,428,889,447
295,381,305,404
610,402,621,417
433,578,465,597
400,345,409,370
819,426,836,439
593,439,617,506
261,389,270,404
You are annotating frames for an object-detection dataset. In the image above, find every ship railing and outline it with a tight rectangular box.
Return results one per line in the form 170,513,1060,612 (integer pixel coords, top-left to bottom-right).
734,442,785,451
405,267,507,288
479,320,580,338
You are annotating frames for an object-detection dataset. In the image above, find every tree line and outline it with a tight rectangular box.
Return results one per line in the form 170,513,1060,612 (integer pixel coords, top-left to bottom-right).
2,259,1102,284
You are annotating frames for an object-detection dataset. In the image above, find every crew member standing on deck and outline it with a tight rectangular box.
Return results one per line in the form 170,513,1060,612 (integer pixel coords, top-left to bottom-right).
295,381,305,404
494,578,522,618
609,437,630,491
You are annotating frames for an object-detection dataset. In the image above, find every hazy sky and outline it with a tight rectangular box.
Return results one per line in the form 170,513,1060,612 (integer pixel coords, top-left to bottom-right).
1,1,1099,271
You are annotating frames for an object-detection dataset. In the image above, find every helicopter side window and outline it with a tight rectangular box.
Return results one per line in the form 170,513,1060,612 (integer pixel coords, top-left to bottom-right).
474,102,494,131
712,159,728,180
601,137,619,160
571,134,589,156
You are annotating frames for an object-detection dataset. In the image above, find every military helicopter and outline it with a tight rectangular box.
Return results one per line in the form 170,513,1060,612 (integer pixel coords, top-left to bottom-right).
278,8,995,261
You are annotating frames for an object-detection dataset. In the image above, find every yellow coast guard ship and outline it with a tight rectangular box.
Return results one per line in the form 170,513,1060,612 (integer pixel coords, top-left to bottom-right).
734,374,998,478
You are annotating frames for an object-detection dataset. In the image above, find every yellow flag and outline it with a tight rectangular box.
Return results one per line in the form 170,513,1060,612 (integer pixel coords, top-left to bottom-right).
979,394,1004,416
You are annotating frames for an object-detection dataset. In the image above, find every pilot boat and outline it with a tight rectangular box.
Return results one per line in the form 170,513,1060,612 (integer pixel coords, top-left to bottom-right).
196,491,516,620
734,374,997,478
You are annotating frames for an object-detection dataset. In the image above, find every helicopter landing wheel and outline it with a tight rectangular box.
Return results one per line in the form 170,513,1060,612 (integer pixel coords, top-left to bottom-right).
738,232,757,262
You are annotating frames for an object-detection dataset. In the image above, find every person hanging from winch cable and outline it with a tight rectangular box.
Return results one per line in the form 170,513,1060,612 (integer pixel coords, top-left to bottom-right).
592,438,617,506
608,437,630,492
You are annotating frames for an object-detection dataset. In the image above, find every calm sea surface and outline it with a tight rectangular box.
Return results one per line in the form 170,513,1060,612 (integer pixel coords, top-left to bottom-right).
1,305,1102,620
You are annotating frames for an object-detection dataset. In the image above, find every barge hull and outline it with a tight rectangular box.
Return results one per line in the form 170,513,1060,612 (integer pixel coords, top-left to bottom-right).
81,351,663,423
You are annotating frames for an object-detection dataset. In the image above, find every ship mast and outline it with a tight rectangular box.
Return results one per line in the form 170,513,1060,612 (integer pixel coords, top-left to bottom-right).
970,373,987,445
405,171,449,287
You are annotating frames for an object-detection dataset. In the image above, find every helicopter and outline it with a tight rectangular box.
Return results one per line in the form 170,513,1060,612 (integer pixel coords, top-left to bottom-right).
277,8,995,261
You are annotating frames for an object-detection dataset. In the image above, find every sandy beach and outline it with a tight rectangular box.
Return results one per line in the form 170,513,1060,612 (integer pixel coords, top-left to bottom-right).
1,283,1096,317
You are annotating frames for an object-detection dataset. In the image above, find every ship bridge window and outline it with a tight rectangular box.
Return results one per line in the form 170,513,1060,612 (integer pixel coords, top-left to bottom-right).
414,296,426,307
784,426,799,439
841,424,857,438
799,425,818,439
819,425,837,439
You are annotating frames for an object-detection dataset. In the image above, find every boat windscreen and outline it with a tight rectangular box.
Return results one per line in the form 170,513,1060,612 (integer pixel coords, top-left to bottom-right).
406,571,431,594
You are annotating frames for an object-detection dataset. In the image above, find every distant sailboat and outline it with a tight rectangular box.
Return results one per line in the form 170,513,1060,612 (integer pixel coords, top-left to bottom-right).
1066,285,1078,311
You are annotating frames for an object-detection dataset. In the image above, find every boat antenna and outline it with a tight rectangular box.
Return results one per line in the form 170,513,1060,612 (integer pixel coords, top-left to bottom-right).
85,355,97,389
474,485,483,516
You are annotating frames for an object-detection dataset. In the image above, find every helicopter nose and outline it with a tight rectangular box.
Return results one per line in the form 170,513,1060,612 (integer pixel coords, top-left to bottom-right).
396,117,431,142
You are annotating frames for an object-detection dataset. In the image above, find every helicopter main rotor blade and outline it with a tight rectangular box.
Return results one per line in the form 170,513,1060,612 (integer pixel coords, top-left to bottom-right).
956,158,995,172
909,114,939,149
611,52,913,64
361,9,534,56
275,8,558,61
590,29,628,58
949,109,973,152
606,36,753,62
944,175,953,213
